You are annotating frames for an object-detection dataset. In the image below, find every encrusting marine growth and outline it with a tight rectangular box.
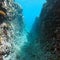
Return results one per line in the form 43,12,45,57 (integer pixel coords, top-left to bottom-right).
0,0,24,60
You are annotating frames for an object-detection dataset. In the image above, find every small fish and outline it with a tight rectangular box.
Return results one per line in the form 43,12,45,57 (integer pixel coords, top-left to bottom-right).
0,10,6,16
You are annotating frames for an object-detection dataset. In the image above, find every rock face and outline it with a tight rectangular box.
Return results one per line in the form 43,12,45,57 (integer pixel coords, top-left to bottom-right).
0,0,24,60
27,0,60,60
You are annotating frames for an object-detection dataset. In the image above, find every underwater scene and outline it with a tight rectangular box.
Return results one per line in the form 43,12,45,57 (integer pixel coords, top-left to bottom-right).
0,0,60,60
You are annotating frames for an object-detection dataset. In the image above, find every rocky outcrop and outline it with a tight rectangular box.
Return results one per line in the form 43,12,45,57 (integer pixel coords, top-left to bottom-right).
27,0,60,60
0,0,24,60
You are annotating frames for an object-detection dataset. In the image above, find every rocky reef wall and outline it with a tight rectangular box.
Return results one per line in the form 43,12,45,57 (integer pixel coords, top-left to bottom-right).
0,0,25,60
27,0,60,60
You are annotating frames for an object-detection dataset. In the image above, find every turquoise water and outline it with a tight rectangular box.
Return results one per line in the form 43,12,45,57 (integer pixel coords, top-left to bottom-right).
2,0,46,60
15,0,46,31
0,0,47,60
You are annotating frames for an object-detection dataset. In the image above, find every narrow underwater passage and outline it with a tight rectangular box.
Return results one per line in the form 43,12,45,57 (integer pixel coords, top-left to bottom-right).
15,0,46,32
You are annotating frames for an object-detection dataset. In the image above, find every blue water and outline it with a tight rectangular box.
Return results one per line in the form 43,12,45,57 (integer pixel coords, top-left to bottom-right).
15,0,46,32
3,0,47,60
